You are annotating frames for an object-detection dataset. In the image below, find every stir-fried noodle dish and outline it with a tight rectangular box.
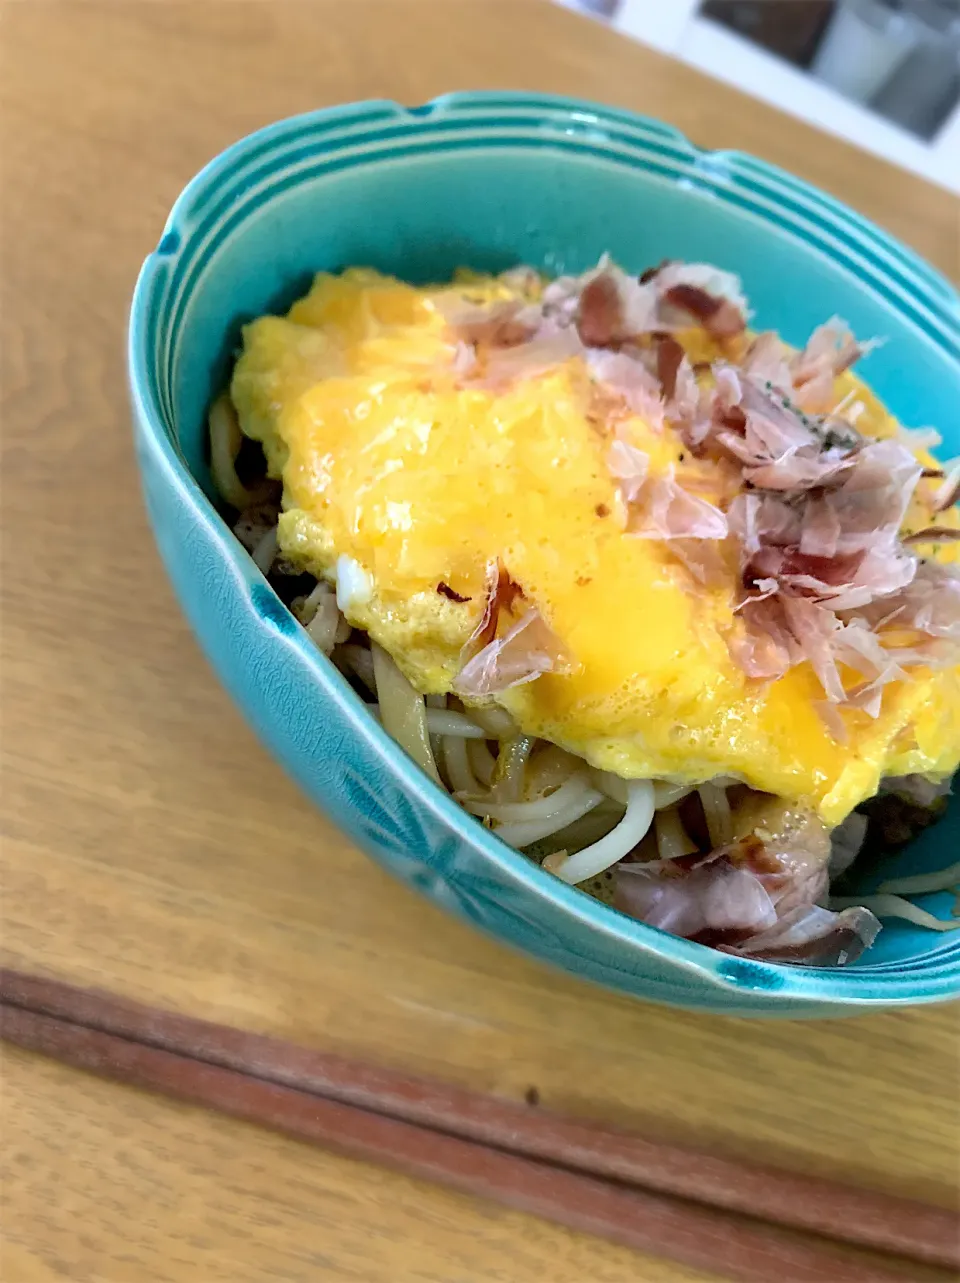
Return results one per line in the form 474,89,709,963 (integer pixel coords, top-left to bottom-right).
209,258,960,965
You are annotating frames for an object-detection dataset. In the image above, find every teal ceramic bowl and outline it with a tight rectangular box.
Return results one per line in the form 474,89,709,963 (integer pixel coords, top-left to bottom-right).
129,92,960,1015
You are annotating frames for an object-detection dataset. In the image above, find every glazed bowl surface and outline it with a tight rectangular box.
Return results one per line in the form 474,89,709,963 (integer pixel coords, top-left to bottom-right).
129,92,960,1015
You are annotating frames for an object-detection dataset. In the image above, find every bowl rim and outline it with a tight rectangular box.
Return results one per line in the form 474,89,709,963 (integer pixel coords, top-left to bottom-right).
128,90,960,1009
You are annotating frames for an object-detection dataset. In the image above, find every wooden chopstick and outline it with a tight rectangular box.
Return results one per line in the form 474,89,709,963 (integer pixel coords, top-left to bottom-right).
1,1001,929,1283
2,968,954,1269
1,970,955,1282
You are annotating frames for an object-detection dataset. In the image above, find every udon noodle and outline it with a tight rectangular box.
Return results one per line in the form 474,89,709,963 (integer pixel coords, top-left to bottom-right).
210,391,738,894
207,246,960,969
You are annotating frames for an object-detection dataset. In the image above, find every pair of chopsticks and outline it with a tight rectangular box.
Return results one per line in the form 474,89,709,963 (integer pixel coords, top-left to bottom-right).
2,969,955,1283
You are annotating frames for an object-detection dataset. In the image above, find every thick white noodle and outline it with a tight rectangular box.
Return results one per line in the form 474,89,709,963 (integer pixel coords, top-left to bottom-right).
653,782,695,808
698,782,733,847
653,776,739,810
464,705,519,739
443,735,480,795
369,707,486,739
591,769,628,806
299,580,332,621
461,775,595,823
491,736,536,803
525,745,582,796
306,595,342,655
371,643,440,783
209,393,269,510
877,862,960,895
425,695,446,769
494,788,605,849
551,780,657,885
338,644,377,694
426,710,487,738
654,806,697,860
544,806,624,854
831,894,960,931
251,527,278,575
468,739,497,787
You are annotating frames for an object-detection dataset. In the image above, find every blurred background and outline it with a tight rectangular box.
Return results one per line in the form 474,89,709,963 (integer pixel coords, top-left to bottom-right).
556,0,960,190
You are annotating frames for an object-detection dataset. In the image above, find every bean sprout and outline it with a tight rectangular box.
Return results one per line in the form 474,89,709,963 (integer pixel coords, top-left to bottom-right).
877,862,960,896
831,895,960,931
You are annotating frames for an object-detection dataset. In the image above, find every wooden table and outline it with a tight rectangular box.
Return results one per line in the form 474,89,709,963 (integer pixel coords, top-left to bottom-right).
2,3,958,1280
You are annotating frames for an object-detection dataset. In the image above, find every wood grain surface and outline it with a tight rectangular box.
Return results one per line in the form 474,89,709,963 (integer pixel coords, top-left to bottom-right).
1,3,958,1282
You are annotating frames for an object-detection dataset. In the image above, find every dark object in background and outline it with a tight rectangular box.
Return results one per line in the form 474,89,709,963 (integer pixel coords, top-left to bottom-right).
703,0,837,67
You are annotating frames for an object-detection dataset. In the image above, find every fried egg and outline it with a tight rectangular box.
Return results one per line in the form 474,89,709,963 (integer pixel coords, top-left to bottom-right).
231,267,960,826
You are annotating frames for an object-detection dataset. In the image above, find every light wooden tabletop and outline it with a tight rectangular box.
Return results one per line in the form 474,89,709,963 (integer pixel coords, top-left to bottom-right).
2,3,958,1281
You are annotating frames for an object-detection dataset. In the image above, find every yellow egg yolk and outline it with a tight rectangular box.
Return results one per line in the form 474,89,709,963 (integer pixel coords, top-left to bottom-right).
231,268,960,825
